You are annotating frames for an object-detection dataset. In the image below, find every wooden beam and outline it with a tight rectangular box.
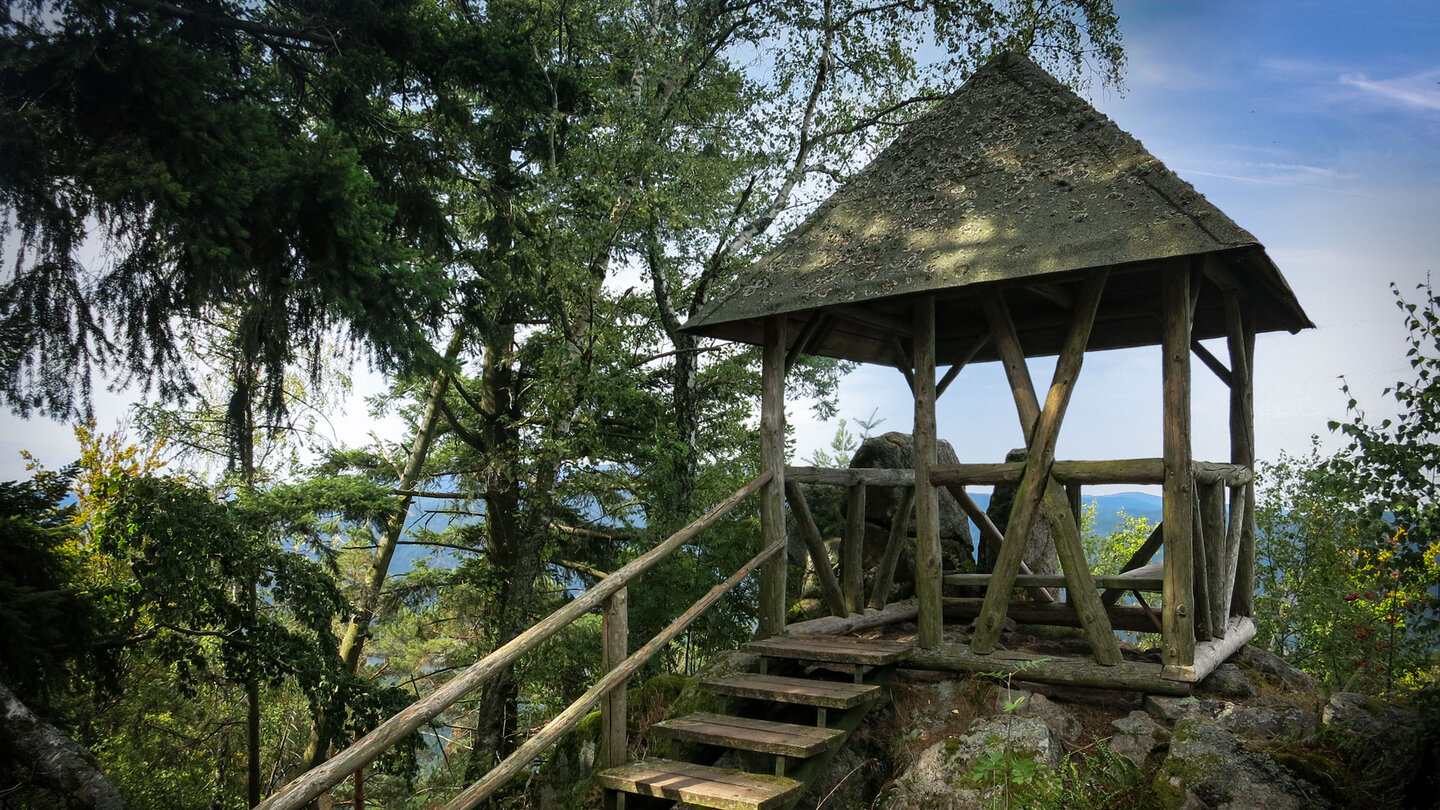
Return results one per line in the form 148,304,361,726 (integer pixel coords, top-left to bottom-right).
842,484,866,614
1222,485,1245,622
1161,267,1196,669
907,645,1192,696
786,467,914,486
785,600,918,636
1102,524,1165,606
1027,282,1074,309
601,588,628,769
913,297,942,648
867,488,915,610
784,480,850,617
836,304,911,336
1201,482,1227,637
1226,291,1257,617
759,316,788,638
784,312,826,374
941,598,1165,634
1191,340,1233,387
935,334,988,400
946,484,1054,603
1163,616,1256,683
972,272,1120,665
933,458,1161,486
1191,484,1212,640
891,336,916,394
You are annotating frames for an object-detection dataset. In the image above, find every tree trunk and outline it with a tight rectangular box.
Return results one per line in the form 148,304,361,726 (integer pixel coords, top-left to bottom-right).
0,682,130,809
301,331,464,771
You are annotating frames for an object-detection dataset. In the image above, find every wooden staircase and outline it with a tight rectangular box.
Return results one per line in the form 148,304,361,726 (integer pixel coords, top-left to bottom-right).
596,635,912,810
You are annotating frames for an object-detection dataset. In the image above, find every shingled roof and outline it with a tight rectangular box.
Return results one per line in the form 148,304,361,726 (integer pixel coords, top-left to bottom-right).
683,53,1311,365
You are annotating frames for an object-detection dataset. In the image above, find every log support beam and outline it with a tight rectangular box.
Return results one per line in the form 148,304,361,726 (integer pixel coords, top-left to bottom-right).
913,298,942,648
970,272,1120,665
759,317,788,638
1162,266,1196,669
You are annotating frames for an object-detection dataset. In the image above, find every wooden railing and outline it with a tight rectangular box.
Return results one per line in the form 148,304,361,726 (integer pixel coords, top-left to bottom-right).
257,472,774,810
784,459,1253,652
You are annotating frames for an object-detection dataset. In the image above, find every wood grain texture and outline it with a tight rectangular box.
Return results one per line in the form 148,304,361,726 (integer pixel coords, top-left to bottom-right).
760,317,788,638
972,273,1118,664
742,634,914,666
700,674,880,709
1226,292,1257,617
1162,265,1196,668
907,645,1191,696
913,297,942,648
597,759,803,810
601,588,628,769
867,487,915,610
785,480,849,617
842,484,866,614
654,712,843,757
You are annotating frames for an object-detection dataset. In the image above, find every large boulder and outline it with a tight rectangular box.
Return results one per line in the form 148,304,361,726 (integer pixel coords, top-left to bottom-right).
1153,716,1329,809
980,448,1060,578
880,715,1059,810
848,432,976,601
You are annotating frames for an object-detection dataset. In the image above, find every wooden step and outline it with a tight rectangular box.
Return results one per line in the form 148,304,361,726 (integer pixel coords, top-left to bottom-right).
944,561,1165,592
741,634,913,666
653,711,844,757
701,673,880,709
597,758,803,810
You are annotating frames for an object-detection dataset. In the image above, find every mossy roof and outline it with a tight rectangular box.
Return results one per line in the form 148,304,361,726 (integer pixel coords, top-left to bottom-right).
682,53,1311,365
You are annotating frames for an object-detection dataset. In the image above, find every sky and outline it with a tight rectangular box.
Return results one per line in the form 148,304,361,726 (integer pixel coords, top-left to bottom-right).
2,0,1438,484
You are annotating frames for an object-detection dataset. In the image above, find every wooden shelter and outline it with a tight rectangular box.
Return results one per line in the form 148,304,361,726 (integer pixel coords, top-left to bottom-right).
682,52,1312,686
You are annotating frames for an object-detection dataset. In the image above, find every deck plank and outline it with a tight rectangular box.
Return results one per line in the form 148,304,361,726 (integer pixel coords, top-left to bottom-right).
597,759,802,810
701,674,879,709
742,635,914,665
653,712,843,757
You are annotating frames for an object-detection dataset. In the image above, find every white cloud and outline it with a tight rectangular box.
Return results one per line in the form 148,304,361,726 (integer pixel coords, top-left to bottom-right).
1339,68,1440,113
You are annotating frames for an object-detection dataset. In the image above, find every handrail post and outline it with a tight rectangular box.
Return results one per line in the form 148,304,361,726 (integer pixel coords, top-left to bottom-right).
601,588,628,769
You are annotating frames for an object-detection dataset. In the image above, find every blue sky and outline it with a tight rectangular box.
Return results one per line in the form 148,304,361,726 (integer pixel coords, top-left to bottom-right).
2,0,1437,484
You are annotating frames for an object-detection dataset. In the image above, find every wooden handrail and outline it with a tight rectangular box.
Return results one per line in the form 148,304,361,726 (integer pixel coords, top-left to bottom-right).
257,472,773,810
441,538,787,810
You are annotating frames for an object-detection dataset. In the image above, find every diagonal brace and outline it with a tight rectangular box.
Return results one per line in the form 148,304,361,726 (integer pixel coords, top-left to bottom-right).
969,273,1121,665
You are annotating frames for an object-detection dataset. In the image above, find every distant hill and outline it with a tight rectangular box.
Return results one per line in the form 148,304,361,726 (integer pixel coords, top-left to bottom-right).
382,491,1165,575
964,490,1161,540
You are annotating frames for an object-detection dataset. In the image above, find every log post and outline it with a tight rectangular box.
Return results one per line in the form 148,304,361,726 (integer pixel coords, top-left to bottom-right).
759,316,788,637
601,588,628,769
1200,481,1227,637
784,480,849,617
1161,266,1196,672
1226,291,1257,617
972,273,1119,664
843,484,866,613
913,297,943,649
1191,482,1212,640
868,488,915,610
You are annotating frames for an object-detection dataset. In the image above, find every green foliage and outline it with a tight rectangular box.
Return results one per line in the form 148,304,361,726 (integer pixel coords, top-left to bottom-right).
1327,280,1440,638
1253,447,1439,695
0,465,115,701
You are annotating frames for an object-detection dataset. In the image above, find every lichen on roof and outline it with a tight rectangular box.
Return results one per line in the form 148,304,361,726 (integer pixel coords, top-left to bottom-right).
684,52,1304,345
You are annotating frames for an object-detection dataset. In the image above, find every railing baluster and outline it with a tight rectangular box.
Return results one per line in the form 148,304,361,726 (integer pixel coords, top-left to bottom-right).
601,587,628,769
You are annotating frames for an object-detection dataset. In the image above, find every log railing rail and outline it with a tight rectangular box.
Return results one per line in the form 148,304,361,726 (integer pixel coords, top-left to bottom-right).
256,472,773,810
